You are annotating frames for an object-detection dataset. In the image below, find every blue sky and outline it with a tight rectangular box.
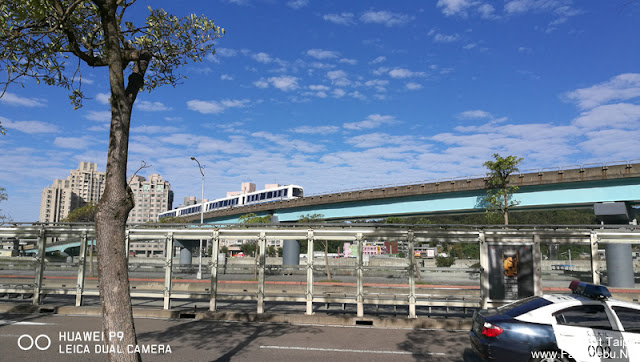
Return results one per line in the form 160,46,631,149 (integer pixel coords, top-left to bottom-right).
1,0,640,222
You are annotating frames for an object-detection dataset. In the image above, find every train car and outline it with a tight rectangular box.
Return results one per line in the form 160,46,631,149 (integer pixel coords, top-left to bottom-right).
157,184,304,221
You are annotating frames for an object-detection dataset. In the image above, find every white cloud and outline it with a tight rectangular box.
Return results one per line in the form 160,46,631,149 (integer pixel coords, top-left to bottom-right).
253,79,269,88
505,0,572,15
565,73,640,110
96,93,110,105
53,136,93,150
370,56,386,64
333,89,346,98
131,125,182,134
365,79,389,92
388,68,425,79
432,32,461,43
85,111,111,122
578,129,640,160
220,74,234,81
346,133,415,148
216,48,238,57
327,70,350,87
253,52,273,63
477,4,497,19
187,99,249,114
0,93,46,107
340,58,358,65
322,12,355,25
287,0,308,9
268,76,299,91
291,125,340,134
457,110,493,120
360,11,412,27
136,100,171,112
252,131,325,153
437,0,476,17
307,49,340,60
343,114,398,130
0,117,59,134
572,103,640,130
406,82,423,90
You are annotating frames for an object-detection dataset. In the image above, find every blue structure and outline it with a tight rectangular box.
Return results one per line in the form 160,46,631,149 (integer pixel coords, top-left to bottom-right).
197,164,640,223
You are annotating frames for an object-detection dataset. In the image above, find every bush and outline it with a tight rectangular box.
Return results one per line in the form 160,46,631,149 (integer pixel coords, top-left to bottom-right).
436,255,455,267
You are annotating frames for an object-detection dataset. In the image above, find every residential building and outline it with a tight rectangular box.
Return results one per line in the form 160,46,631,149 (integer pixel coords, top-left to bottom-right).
39,162,106,223
128,173,174,223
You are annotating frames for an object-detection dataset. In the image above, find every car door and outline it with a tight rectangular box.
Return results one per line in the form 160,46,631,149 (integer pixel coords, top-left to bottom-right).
610,305,640,361
552,304,629,361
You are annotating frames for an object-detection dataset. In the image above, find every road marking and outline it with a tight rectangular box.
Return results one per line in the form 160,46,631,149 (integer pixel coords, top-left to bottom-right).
260,345,447,356
0,320,55,326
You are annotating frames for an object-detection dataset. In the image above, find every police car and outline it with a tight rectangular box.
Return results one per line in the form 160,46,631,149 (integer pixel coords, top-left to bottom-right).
467,281,640,362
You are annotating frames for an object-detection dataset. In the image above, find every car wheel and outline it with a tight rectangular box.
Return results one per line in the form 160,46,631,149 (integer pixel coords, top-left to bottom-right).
530,351,572,362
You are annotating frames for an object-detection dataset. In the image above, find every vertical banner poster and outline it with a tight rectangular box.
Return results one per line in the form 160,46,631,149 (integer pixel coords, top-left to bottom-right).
488,244,534,300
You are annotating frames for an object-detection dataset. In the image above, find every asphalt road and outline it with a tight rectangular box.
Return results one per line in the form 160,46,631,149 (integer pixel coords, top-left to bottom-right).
0,314,470,361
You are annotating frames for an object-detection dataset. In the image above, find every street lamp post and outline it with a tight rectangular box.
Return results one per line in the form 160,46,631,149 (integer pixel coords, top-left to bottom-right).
190,156,205,280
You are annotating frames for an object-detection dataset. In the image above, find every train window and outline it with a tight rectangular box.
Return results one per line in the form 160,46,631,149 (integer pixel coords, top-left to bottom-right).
293,188,303,197
267,192,272,198
283,189,288,196
260,193,265,200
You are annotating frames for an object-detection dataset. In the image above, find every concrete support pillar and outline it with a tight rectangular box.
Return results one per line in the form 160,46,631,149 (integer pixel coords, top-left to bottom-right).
283,240,300,269
179,245,192,265
605,243,635,288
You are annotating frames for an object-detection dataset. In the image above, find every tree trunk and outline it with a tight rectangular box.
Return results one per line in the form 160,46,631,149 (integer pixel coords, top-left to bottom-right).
503,191,509,225
324,241,332,281
94,1,140,360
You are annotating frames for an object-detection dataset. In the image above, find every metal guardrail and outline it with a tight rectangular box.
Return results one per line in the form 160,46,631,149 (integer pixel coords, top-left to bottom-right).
1,223,639,318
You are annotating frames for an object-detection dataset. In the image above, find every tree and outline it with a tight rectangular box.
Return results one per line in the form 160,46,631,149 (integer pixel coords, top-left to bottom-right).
0,187,8,224
239,213,271,279
62,202,98,222
0,2,224,360
483,154,523,225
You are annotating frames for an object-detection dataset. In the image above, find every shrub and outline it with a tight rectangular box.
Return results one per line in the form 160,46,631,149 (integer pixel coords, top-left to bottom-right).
436,255,455,267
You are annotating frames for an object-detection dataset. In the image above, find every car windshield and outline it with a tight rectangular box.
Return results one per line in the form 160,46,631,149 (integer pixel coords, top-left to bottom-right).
498,296,553,317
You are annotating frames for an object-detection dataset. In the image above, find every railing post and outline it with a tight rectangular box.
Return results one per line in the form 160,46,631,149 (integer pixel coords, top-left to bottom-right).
478,231,489,309
590,232,600,285
305,229,314,315
533,234,543,296
407,230,417,318
257,232,267,314
75,232,88,306
209,229,220,312
125,230,130,262
356,233,364,317
32,227,46,305
163,232,174,310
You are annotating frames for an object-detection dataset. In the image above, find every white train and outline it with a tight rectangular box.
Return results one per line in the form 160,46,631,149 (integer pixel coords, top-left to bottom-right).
157,184,304,220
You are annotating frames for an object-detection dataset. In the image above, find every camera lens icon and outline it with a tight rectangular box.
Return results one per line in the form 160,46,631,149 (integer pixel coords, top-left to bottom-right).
18,334,51,351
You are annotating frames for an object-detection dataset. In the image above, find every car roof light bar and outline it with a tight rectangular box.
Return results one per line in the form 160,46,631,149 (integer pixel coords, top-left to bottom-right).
569,281,611,300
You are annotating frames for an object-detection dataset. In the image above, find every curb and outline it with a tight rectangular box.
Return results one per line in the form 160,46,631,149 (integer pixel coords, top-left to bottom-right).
0,302,473,330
